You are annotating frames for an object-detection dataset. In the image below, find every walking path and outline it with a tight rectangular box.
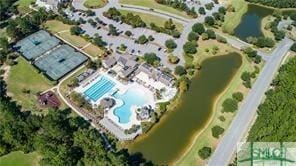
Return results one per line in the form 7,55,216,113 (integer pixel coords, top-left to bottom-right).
208,37,294,166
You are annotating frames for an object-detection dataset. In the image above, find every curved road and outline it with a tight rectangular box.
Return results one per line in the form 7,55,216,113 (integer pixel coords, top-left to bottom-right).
208,37,294,166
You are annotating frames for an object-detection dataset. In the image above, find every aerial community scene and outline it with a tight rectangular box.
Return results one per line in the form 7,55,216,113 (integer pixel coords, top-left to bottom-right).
1,0,296,165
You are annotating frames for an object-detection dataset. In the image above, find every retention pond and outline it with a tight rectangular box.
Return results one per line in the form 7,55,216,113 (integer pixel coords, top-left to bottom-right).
129,52,242,164
234,4,273,41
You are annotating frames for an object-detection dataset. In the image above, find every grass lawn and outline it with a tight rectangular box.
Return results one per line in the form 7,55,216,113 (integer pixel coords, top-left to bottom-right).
222,0,248,34
82,44,105,58
58,32,89,48
119,10,184,31
119,0,191,19
0,151,40,166
15,0,36,14
84,0,107,8
43,20,72,33
175,40,257,165
60,66,87,95
7,57,53,111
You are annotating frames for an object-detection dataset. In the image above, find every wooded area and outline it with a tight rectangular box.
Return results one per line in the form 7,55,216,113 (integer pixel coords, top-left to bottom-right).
248,57,296,141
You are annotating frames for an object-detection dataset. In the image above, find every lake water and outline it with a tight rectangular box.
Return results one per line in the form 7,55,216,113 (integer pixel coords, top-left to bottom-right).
234,4,273,41
129,53,242,164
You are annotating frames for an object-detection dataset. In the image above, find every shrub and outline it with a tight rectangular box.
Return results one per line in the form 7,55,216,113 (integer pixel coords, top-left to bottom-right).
216,35,227,43
219,115,226,122
206,29,216,39
232,92,244,102
212,125,225,138
222,98,238,113
198,147,212,159
255,37,275,48
168,55,179,64
241,71,251,82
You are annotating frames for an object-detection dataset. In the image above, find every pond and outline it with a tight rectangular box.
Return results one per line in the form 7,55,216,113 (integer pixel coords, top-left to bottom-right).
128,53,242,164
234,4,274,41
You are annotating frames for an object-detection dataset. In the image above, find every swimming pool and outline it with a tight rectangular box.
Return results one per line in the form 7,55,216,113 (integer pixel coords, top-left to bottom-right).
84,76,115,102
113,89,148,124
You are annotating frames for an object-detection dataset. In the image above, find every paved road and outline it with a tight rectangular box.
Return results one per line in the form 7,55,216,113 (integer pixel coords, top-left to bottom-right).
208,37,294,166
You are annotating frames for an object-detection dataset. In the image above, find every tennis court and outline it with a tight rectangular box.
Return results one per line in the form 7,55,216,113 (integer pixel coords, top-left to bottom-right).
34,45,88,80
14,30,60,60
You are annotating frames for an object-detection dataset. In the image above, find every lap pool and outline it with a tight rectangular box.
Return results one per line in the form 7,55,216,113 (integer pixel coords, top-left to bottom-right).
84,76,115,102
113,89,148,124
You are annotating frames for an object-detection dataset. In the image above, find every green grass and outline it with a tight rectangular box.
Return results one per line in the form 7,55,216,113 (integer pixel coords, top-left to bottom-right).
0,151,40,166
43,20,72,33
222,0,248,34
7,57,53,111
119,0,191,19
119,9,184,31
84,0,107,8
15,0,36,14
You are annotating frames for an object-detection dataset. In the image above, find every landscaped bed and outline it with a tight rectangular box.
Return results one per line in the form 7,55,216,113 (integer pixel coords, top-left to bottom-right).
119,0,191,19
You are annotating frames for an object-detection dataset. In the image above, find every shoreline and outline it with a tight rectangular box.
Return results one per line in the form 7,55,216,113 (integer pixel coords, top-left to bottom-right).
173,52,244,165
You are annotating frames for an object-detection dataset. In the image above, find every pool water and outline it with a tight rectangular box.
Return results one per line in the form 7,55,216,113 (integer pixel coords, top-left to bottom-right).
113,89,148,124
84,76,115,102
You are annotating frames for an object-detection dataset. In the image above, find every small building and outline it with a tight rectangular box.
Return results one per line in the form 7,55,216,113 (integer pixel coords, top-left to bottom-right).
100,97,116,109
117,56,138,79
38,91,61,108
102,56,117,68
158,72,175,87
76,69,95,83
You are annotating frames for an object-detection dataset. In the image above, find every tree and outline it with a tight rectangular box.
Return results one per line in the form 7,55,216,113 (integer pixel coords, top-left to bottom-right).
164,18,176,30
174,65,187,76
232,92,244,102
70,26,83,35
192,23,205,34
187,32,199,41
205,16,215,26
93,37,106,47
125,30,132,37
0,37,9,52
198,147,212,159
183,41,197,54
137,35,148,44
222,98,238,113
241,71,251,82
290,43,296,52
218,6,226,14
143,53,160,65
255,37,275,48
108,24,118,36
212,125,225,138
198,7,206,15
165,39,177,49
